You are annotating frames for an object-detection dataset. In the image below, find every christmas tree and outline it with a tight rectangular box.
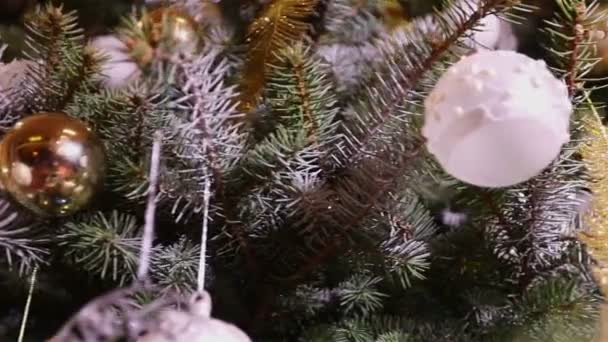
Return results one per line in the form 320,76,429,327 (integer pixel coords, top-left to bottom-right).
1,0,608,340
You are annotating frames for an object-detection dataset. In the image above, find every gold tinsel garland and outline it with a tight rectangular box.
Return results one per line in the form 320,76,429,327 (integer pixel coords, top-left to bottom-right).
578,96,608,340
239,0,318,114
579,103,608,290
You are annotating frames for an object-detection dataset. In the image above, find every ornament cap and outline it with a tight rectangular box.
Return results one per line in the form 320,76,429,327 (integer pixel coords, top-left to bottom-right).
189,291,212,317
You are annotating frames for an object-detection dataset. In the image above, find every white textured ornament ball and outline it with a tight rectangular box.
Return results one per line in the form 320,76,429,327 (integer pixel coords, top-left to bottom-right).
422,50,571,188
137,292,251,342
137,311,252,342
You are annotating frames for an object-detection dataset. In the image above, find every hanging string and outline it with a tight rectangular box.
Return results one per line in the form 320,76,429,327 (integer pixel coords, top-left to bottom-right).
17,266,38,342
137,131,163,281
197,178,211,292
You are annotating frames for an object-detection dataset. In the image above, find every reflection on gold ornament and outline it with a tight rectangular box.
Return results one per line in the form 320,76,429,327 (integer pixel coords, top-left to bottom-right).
0,112,105,216
141,6,200,58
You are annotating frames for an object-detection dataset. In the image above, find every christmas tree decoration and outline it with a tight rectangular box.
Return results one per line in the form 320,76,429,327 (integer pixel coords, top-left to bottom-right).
423,50,571,188
6,1,608,340
239,0,318,113
91,6,201,89
577,95,608,339
0,112,105,216
137,292,251,342
140,6,200,58
51,140,249,342
90,35,141,89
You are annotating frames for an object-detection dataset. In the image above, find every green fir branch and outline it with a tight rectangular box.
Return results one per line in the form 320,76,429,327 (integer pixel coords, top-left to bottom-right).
0,198,47,275
319,315,419,342
333,319,375,342
220,44,340,273
337,274,388,317
355,192,439,289
282,1,526,284
486,277,601,341
542,0,602,98
97,88,169,202
236,43,340,191
375,331,414,342
150,237,202,296
279,284,335,317
57,211,141,284
22,4,101,112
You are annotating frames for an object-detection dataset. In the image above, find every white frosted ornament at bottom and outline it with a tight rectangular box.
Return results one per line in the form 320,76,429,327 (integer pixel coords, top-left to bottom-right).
423,50,572,188
138,311,252,342
137,291,251,342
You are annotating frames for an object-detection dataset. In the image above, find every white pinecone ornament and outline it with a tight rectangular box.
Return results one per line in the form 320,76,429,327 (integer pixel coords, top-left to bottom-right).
138,291,251,342
423,50,572,188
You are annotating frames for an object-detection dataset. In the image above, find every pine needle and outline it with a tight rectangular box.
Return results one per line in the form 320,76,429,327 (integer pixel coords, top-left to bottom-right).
239,0,317,115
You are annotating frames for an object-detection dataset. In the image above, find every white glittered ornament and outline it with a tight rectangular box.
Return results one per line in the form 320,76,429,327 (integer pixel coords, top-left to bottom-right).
137,291,252,342
422,50,572,188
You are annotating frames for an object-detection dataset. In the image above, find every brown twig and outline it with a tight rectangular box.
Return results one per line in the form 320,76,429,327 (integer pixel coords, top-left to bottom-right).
57,49,96,110
293,60,319,145
565,2,587,97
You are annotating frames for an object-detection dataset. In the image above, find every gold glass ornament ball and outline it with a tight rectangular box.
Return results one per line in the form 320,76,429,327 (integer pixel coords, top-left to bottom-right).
0,112,105,216
144,6,200,56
